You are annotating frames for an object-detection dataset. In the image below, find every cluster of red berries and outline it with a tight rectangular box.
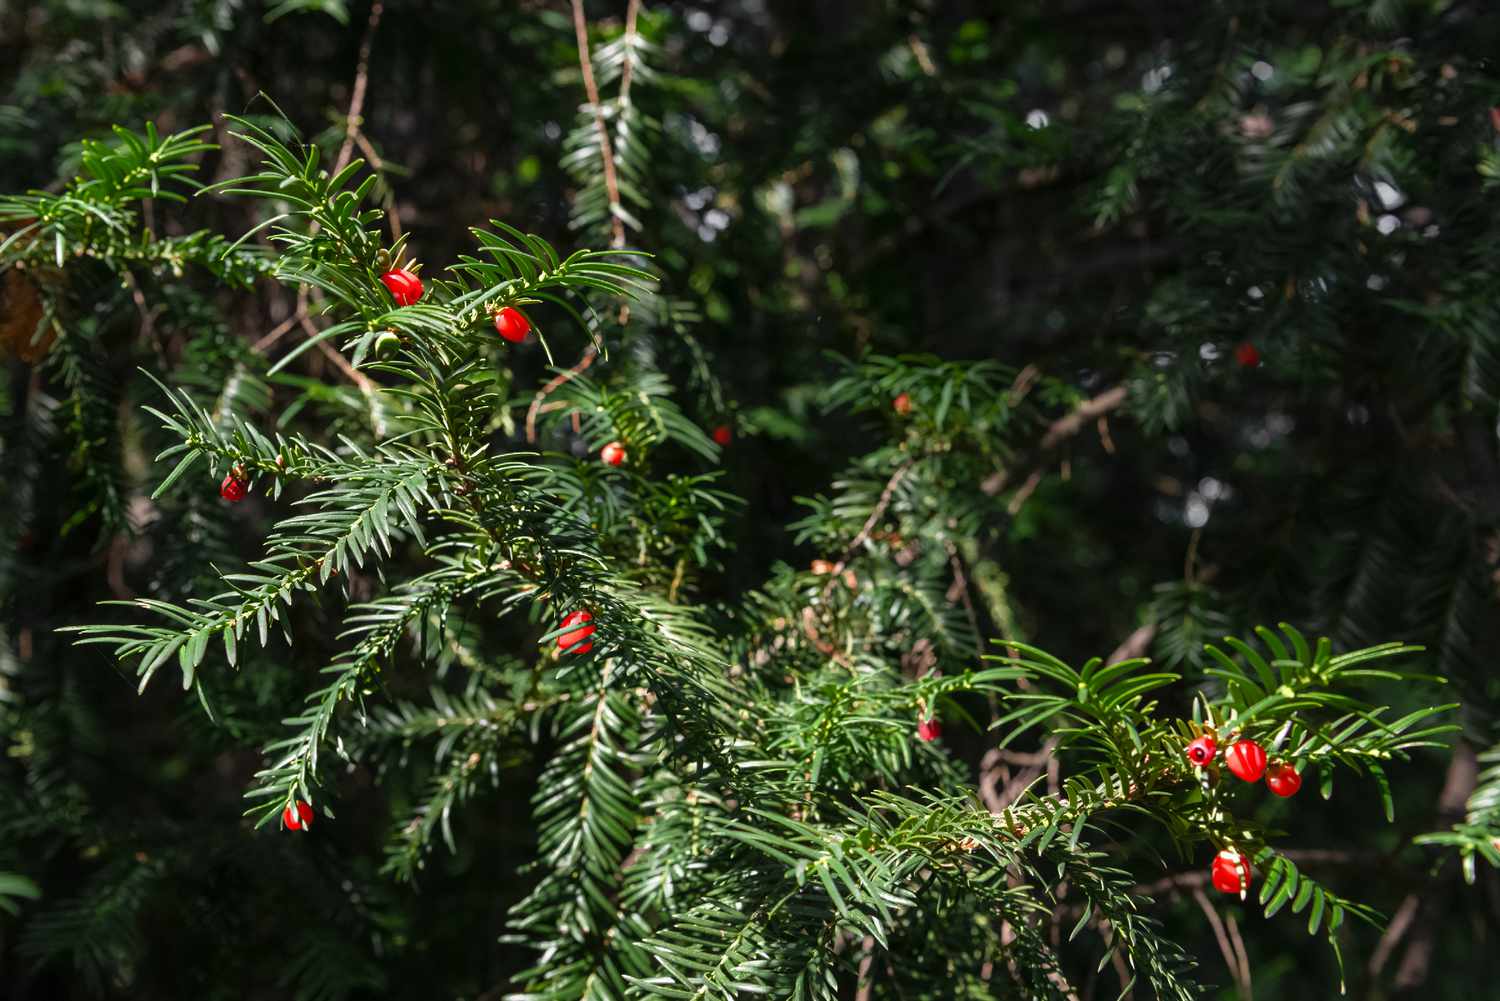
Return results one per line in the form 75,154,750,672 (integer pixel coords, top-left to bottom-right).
1186,732,1301,894
1185,734,1300,795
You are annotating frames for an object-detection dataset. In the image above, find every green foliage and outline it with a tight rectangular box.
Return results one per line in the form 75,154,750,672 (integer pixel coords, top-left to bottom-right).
4,2,1499,1000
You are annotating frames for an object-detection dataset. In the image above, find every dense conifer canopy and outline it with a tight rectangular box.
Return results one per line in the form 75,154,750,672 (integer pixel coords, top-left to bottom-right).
2,2,1499,999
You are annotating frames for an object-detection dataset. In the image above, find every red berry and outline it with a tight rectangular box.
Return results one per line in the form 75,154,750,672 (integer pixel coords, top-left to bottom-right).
1185,735,1216,766
494,306,530,343
558,610,595,655
1265,762,1302,798
600,441,626,466
380,268,423,306
1234,342,1260,368
1211,849,1252,895
892,392,912,415
220,471,248,502
712,425,732,447
1225,739,1268,783
917,716,942,742
283,800,314,831
1490,107,1500,134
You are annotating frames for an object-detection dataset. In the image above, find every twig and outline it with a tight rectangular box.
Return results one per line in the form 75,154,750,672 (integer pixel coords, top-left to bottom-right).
297,305,374,395
527,0,634,449
1005,470,1043,515
833,460,916,575
570,0,627,249
1192,888,1251,999
1368,893,1420,978
525,344,598,443
907,34,937,76
982,384,1127,498
251,296,306,353
854,934,877,1001
617,0,643,105
1224,911,1252,999
1184,528,1201,585
979,739,1059,813
1040,385,1129,450
1106,623,1156,665
334,1,385,175
943,541,984,656
251,4,386,391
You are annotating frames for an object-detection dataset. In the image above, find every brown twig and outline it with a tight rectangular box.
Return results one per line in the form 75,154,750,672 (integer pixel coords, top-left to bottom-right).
617,0,643,105
251,293,307,353
1193,889,1251,999
334,1,385,175
1224,911,1252,998
296,302,375,395
1040,385,1129,450
524,0,636,447
1368,893,1421,978
525,344,598,444
827,459,916,587
982,384,1128,498
943,541,984,656
979,739,1059,813
570,0,627,250
1106,623,1156,665
250,3,385,391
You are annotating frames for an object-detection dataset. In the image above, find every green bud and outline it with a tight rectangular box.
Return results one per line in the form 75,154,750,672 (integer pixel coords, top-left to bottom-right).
374,331,402,359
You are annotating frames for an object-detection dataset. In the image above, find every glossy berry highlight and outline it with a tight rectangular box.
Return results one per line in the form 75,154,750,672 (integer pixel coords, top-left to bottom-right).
493,306,530,343
1211,849,1252,895
1265,762,1302,798
1185,734,1216,766
380,268,423,306
220,471,248,502
1225,739,1268,783
600,441,626,467
283,800,314,831
558,610,595,655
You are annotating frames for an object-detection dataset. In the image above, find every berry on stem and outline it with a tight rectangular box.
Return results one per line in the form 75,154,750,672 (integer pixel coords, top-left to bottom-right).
600,441,626,466
380,268,423,306
892,392,912,415
1185,734,1216,766
1265,762,1302,798
1225,739,1268,782
712,425,732,447
1234,342,1260,368
283,800,314,831
220,469,248,502
917,716,942,742
558,610,595,655
494,306,530,343
1211,849,1252,895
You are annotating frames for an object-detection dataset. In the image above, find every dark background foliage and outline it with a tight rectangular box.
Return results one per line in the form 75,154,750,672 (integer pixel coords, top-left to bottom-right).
2,0,1499,998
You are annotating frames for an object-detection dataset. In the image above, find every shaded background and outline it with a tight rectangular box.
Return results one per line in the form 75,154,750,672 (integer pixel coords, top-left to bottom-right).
3,1,1500,998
